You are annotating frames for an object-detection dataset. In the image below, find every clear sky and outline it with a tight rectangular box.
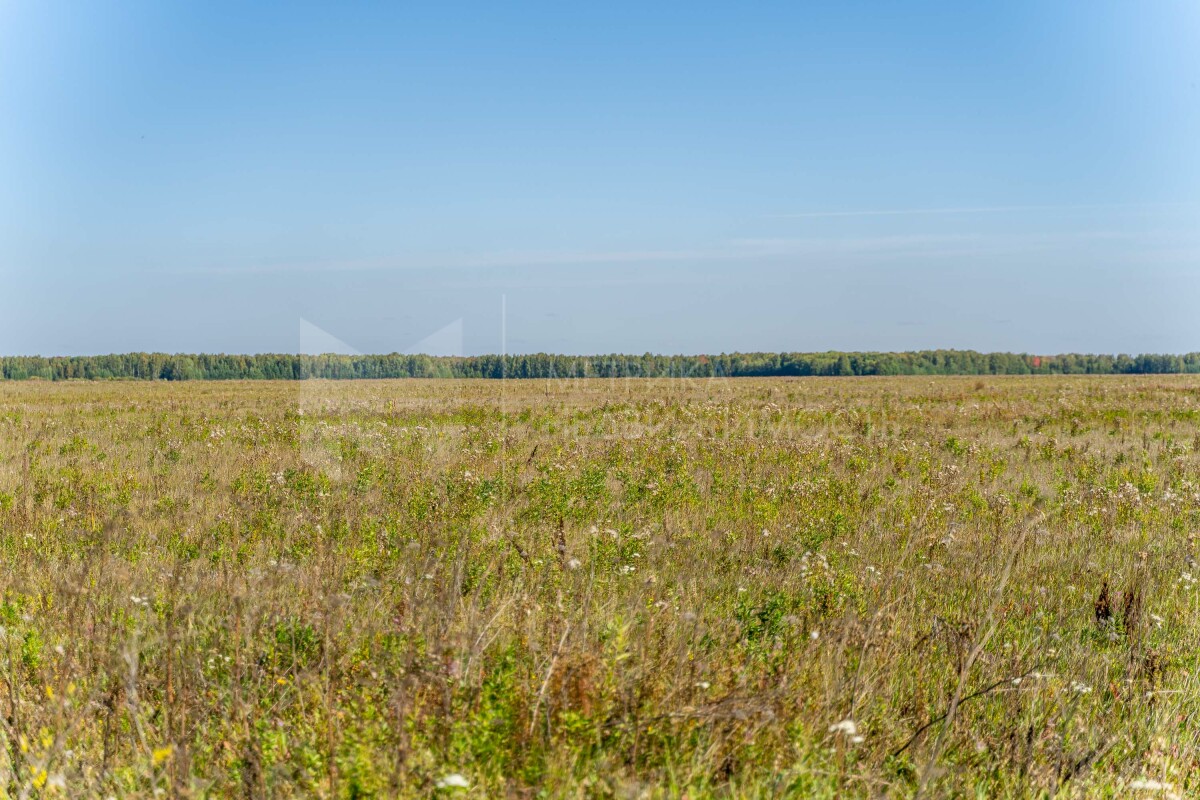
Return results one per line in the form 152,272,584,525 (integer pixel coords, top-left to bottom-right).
2,1,1198,356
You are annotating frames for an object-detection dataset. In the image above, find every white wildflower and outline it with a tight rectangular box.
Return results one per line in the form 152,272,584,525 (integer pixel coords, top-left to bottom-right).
828,719,857,736
436,773,470,789
1130,778,1173,792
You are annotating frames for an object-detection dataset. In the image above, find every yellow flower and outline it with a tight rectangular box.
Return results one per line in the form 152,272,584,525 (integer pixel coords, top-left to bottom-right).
152,746,173,766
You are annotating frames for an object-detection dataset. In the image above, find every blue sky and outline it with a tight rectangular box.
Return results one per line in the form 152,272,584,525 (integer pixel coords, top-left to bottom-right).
1,1,1198,356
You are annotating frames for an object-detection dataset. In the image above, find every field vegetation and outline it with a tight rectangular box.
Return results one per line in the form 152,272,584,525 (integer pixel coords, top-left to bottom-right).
0,376,1198,797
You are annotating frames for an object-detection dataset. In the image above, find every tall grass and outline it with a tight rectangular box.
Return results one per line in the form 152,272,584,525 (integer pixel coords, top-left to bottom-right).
0,376,1196,797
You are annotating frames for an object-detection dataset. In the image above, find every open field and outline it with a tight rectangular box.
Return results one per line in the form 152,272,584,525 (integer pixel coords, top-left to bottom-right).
1,376,1199,797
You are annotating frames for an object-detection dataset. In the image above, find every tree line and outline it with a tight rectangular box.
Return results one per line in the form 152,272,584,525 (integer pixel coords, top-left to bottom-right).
1,351,1199,381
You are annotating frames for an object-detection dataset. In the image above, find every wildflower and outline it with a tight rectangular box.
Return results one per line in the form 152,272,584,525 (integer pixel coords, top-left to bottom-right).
828,719,857,737
695,681,710,690
566,558,582,570
810,630,820,640
1129,778,1173,792
436,773,470,789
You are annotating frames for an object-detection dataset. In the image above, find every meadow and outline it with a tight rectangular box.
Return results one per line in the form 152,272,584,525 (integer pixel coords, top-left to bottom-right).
0,375,1197,798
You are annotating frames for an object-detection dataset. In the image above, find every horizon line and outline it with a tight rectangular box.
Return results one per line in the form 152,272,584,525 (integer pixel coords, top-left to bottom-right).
2,349,1198,359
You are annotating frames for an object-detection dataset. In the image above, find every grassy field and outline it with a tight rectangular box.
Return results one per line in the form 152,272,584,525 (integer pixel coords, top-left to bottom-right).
0,376,1198,798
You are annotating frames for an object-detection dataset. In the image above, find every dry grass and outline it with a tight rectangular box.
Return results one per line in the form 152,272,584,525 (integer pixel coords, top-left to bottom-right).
0,375,1198,797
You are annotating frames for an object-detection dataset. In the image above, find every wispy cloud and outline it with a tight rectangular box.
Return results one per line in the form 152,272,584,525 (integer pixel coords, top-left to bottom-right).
774,202,1194,219
171,227,1190,277
175,234,983,276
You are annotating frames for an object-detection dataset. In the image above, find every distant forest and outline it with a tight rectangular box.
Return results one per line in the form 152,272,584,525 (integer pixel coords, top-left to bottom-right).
1,351,1199,381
